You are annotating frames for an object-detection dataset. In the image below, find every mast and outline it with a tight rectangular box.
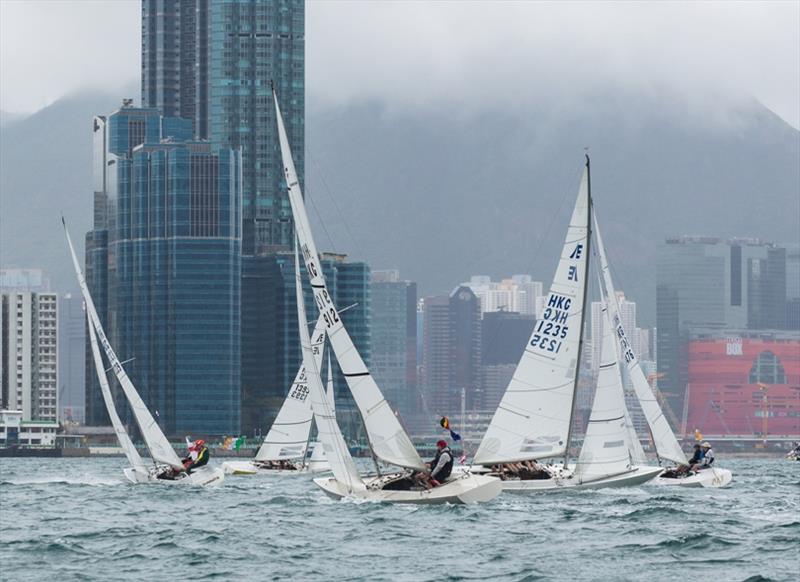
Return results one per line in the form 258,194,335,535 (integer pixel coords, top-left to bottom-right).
563,154,593,468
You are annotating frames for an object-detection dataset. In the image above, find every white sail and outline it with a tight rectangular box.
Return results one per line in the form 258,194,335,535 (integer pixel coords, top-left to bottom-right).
474,165,591,464
293,243,364,491
273,90,424,471
574,302,633,480
254,316,326,462
326,351,335,412
594,216,686,465
63,220,184,470
623,406,648,466
86,312,148,475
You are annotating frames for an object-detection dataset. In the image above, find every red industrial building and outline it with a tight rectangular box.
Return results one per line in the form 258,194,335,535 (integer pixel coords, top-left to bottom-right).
686,332,800,438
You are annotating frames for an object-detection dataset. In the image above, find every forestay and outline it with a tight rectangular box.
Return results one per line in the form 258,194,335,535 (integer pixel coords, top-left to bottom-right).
273,90,424,471
474,166,591,464
64,221,184,470
594,216,686,466
86,314,148,476
254,315,326,462
293,244,364,492
574,302,633,480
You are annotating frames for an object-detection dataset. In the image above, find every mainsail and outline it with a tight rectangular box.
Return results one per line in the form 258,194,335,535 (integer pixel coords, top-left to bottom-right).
86,312,147,475
574,301,633,480
64,220,184,470
474,163,591,464
273,90,424,470
254,316,326,462
293,243,364,491
594,215,686,465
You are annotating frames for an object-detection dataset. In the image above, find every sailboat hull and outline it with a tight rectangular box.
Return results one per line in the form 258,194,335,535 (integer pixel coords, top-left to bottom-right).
123,465,225,487
501,465,662,492
221,460,316,476
651,467,733,488
313,472,502,504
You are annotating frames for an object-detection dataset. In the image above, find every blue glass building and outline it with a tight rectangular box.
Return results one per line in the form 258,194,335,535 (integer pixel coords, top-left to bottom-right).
142,0,304,253
86,104,242,435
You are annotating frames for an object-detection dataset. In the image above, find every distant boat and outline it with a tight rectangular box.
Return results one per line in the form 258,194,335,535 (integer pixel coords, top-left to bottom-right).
222,330,334,476
65,220,223,487
472,156,662,491
593,215,732,488
275,88,501,504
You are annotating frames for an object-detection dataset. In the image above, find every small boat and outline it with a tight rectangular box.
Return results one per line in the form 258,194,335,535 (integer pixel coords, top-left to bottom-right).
222,328,334,476
65,221,223,487
472,158,660,491
593,217,733,488
275,89,501,504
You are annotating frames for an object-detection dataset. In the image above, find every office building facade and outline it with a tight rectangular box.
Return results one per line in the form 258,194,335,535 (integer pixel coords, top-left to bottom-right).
370,270,417,417
86,103,242,436
142,0,305,253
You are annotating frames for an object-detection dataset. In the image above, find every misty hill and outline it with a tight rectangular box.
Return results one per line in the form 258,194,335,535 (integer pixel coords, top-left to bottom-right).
1,90,798,325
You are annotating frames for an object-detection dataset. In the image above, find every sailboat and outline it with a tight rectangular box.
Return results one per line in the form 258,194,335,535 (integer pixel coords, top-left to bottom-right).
593,217,732,488
222,320,333,476
472,157,662,491
65,220,224,487
275,89,501,504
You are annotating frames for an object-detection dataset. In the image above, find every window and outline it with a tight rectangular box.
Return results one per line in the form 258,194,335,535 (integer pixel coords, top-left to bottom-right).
749,351,786,385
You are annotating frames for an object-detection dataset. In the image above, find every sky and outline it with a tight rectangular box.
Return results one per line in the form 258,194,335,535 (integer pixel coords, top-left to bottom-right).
0,0,798,128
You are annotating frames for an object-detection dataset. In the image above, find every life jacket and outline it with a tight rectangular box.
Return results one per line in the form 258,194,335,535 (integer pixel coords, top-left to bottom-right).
431,447,453,481
191,446,209,469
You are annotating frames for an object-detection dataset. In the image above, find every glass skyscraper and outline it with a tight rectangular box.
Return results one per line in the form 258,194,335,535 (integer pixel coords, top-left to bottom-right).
86,104,242,436
142,0,305,254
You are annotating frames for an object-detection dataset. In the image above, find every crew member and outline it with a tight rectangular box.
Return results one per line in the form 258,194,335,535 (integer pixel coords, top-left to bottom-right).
683,443,704,474
698,442,715,469
182,439,209,474
428,439,454,486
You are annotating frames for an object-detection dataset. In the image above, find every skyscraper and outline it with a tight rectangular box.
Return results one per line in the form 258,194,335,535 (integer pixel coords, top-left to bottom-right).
370,270,417,417
86,103,242,436
480,310,534,412
58,293,85,423
422,286,481,414
142,0,305,254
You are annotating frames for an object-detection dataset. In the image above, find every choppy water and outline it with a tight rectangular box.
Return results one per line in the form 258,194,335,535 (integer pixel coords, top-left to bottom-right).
0,457,797,581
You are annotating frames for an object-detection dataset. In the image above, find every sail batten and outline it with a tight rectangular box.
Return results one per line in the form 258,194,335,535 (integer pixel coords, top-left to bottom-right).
474,164,591,465
594,216,686,466
273,90,424,471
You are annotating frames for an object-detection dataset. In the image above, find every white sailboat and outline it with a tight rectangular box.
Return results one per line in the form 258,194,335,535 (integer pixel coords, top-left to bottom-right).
473,157,661,490
65,220,224,487
275,89,501,504
593,217,732,488
222,317,332,476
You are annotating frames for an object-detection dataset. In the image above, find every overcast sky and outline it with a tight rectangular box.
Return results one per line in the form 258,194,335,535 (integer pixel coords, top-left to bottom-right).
1,0,798,128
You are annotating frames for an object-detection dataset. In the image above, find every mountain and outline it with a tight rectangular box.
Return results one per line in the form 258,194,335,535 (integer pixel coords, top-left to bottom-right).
0,110,29,127
1,89,798,325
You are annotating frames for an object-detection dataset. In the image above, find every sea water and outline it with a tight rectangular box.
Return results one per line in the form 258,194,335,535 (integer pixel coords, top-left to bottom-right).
0,457,797,581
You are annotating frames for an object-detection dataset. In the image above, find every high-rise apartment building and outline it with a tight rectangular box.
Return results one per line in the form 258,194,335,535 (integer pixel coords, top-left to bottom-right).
370,270,417,417
0,292,58,421
465,275,543,316
657,236,788,418
422,287,481,413
142,0,305,253
85,103,242,436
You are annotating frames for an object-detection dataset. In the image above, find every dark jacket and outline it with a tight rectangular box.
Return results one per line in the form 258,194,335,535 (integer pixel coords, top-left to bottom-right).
687,448,704,465
430,447,454,481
